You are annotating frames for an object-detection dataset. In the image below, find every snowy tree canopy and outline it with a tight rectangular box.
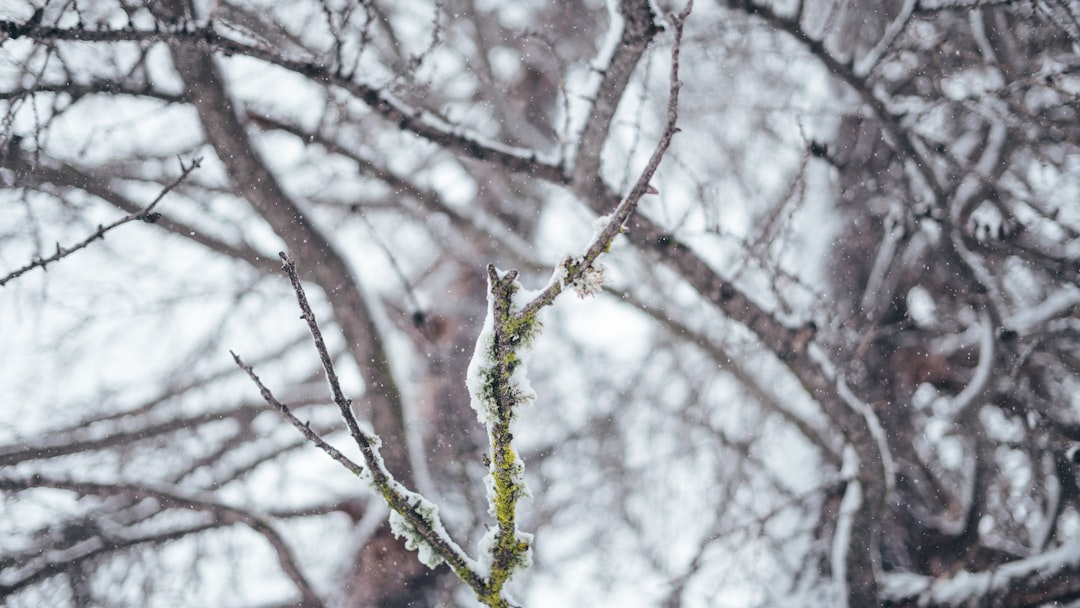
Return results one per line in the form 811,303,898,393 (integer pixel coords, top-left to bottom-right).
3,0,1080,606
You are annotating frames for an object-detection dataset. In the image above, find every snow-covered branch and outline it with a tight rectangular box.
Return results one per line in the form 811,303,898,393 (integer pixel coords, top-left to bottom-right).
882,540,1080,607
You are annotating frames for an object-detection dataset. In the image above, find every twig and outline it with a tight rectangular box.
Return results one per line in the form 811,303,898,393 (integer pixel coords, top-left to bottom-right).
0,156,202,287
0,475,324,608
229,352,366,478
235,254,485,595
473,4,693,603
519,0,692,320
275,253,394,466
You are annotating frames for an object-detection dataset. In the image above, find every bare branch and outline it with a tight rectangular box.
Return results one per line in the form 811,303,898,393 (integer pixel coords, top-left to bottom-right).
6,150,276,272
163,29,415,481
230,351,366,479
519,0,692,320
235,254,487,599
0,156,201,287
571,0,663,189
275,252,380,463
0,476,324,607
0,18,565,183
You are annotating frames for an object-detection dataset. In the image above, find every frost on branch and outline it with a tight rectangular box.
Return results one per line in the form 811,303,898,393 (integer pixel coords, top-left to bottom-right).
388,488,452,569
477,524,534,579
464,266,542,601
465,268,541,425
559,256,606,299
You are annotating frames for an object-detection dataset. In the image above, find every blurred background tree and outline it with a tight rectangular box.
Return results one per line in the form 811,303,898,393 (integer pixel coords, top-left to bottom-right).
2,0,1080,606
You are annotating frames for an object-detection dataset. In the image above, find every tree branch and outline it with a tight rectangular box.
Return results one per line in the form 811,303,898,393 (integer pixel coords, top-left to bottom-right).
882,540,1080,607
6,150,276,273
0,17,566,184
519,0,691,320
0,156,201,287
230,351,367,479
0,476,324,607
571,0,663,191
234,253,487,600
155,17,414,482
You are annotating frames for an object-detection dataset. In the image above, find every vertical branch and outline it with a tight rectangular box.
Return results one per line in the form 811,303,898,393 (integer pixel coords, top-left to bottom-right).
472,266,535,606
466,5,693,605
571,0,664,190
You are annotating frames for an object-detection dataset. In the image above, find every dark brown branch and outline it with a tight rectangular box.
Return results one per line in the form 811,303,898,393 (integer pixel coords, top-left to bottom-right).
0,79,186,104
230,351,366,479
0,156,201,287
235,254,487,596
1,19,565,183
571,0,663,190
158,26,413,481
0,476,325,608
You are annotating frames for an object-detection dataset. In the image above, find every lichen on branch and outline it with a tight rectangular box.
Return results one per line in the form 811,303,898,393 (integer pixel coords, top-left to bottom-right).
464,266,540,601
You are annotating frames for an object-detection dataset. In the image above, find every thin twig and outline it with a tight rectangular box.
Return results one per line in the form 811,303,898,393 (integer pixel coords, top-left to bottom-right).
519,0,692,320
0,156,202,287
0,476,324,608
276,253,382,459
230,351,365,478
236,254,485,594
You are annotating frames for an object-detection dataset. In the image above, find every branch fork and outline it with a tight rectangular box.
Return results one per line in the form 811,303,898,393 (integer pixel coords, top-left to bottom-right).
230,3,692,605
